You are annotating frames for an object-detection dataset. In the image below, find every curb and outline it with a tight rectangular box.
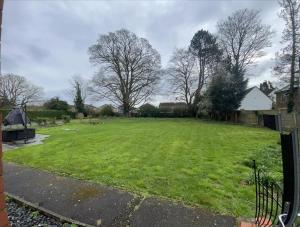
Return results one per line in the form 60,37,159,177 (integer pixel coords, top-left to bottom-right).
5,192,95,227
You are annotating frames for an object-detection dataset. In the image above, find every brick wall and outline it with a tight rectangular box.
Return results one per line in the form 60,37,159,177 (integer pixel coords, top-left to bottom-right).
0,114,10,227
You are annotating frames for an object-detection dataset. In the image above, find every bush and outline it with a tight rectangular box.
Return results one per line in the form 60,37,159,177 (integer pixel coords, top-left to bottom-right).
76,113,84,119
44,97,69,112
85,105,100,117
157,106,191,118
99,105,115,117
62,115,71,123
0,109,72,120
35,117,56,126
138,104,159,117
35,118,47,126
173,107,190,117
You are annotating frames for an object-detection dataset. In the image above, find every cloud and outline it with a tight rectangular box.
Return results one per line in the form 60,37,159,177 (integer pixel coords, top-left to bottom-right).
2,0,284,105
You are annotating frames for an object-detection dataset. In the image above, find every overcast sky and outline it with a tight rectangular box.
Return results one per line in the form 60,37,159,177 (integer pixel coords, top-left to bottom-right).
2,0,284,106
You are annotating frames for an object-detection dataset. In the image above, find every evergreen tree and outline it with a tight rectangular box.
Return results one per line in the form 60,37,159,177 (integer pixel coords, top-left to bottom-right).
189,29,221,116
207,59,248,119
74,81,85,114
230,65,248,110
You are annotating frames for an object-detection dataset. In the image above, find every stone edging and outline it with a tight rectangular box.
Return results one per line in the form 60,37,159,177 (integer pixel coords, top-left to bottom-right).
5,192,95,227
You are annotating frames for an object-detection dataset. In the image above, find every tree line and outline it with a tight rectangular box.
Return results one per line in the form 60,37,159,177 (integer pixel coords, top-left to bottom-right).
0,0,299,117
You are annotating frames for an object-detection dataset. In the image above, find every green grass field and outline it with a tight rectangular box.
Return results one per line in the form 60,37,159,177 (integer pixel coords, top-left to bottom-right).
4,118,282,217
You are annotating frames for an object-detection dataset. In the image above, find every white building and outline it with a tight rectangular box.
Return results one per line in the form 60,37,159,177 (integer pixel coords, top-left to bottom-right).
239,86,273,111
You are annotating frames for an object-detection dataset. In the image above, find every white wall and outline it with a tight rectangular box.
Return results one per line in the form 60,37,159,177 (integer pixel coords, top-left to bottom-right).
239,87,273,111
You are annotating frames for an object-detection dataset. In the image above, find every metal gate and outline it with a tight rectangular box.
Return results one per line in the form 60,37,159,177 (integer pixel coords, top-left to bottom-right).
254,129,300,226
253,160,282,226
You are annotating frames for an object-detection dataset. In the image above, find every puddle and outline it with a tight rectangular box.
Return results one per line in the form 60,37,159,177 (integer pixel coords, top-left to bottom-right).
72,185,103,201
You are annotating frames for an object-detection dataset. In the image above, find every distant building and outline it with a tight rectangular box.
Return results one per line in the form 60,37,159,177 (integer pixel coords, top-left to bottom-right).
239,86,273,111
275,84,300,112
275,70,300,112
159,102,187,112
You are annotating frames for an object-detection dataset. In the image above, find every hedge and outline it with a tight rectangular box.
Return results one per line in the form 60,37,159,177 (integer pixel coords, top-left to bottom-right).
0,109,75,120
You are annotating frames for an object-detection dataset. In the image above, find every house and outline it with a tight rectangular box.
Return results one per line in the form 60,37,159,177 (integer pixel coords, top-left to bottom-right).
159,102,187,112
239,86,273,111
275,84,300,112
275,69,300,112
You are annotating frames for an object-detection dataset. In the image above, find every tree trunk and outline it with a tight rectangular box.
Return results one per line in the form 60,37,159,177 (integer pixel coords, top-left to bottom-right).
288,0,296,113
123,103,130,116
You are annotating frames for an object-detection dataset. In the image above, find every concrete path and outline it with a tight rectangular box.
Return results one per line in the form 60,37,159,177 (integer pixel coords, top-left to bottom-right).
3,162,236,227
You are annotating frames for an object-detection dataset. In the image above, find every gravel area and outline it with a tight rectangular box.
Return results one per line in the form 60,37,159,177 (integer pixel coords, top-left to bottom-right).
6,200,75,227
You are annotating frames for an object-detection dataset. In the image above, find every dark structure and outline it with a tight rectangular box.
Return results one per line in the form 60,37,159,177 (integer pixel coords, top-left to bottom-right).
262,114,282,131
2,107,35,142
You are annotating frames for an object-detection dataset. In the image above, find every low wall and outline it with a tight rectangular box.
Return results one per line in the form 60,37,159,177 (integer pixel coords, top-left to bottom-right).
280,111,300,129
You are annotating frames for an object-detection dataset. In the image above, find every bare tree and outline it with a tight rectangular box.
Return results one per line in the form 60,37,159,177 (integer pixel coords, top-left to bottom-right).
217,9,273,110
167,48,197,111
274,0,300,112
88,29,161,115
217,9,273,74
0,74,43,107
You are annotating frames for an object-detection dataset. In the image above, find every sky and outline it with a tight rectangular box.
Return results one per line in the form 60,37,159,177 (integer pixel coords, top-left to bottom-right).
2,0,284,106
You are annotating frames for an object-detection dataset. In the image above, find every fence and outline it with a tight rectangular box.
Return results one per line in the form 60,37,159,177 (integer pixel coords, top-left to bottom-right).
238,110,300,130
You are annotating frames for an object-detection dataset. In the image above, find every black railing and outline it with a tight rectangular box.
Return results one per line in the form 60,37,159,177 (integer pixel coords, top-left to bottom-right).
253,160,282,226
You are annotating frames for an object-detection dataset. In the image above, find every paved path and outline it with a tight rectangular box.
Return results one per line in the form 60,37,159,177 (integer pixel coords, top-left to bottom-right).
3,162,236,227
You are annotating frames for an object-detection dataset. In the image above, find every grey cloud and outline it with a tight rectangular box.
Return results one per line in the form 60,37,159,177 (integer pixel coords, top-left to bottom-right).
2,0,284,104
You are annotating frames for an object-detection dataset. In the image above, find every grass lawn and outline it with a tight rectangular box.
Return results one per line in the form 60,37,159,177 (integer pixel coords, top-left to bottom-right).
4,118,282,217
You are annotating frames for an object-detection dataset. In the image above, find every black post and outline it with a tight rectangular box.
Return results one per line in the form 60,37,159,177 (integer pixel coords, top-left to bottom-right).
280,129,300,225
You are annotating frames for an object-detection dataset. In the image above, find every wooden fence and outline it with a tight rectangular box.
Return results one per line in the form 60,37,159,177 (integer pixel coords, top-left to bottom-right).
238,110,300,130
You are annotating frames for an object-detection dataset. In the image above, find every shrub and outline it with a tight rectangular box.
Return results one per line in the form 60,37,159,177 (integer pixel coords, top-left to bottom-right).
99,105,115,117
44,97,69,112
76,113,84,119
0,109,71,121
173,107,190,117
138,103,159,117
35,118,47,126
62,115,71,123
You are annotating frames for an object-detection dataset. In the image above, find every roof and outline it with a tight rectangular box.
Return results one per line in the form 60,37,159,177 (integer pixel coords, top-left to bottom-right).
159,102,186,107
275,84,300,93
245,87,256,95
243,86,273,102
